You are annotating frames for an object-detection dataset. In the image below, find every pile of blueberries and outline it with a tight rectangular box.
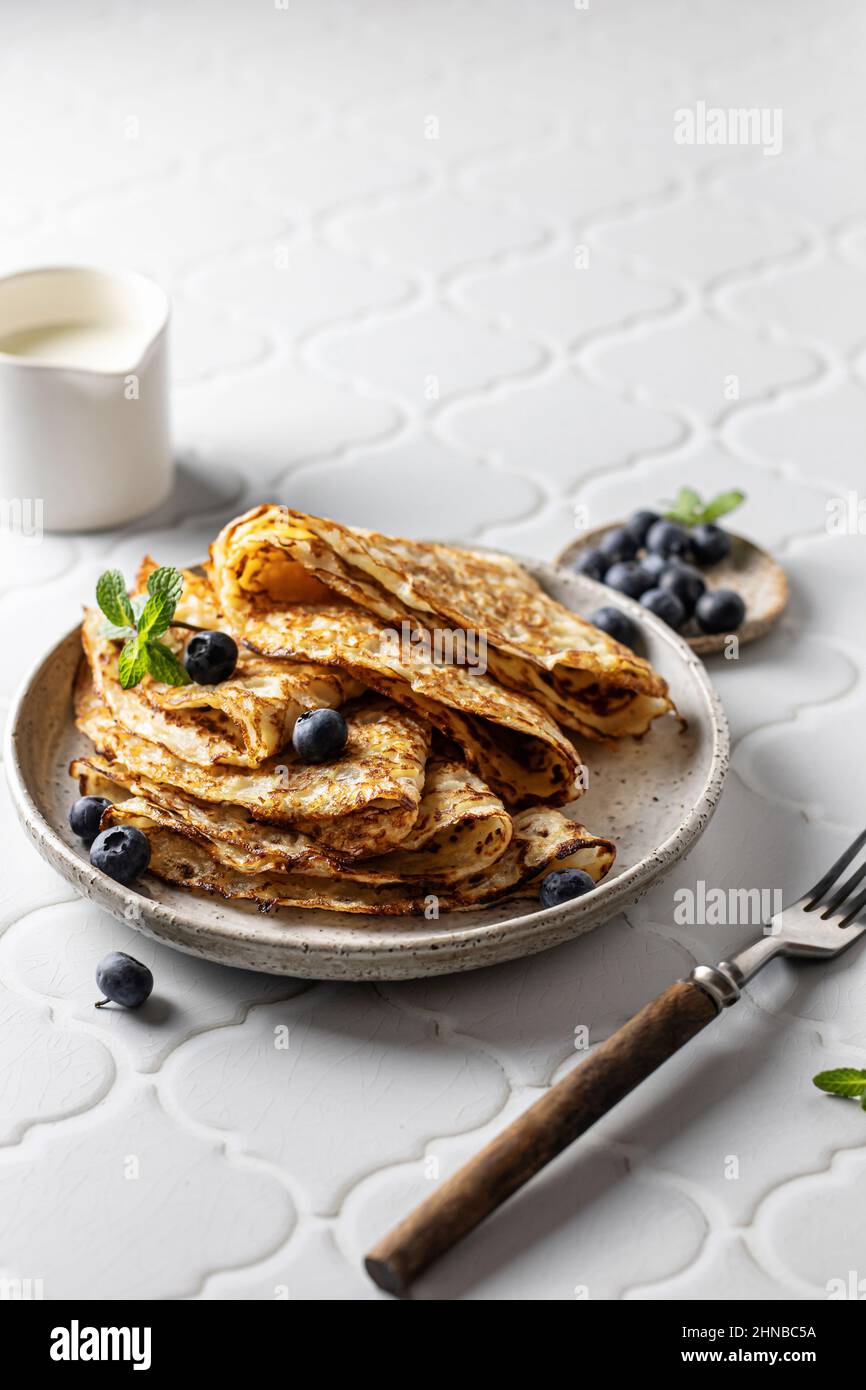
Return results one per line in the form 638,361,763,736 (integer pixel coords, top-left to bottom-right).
576,509,746,650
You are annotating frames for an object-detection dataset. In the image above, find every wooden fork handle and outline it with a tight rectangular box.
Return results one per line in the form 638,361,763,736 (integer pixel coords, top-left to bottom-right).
364,978,718,1295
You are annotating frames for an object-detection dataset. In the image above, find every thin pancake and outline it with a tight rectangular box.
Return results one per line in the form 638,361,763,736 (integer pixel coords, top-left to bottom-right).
81,560,364,767
74,665,430,857
74,754,514,886
204,567,582,808
101,800,615,915
210,505,672,738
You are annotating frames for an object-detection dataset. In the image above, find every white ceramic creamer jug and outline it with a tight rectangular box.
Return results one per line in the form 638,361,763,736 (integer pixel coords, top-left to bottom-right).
0,265,172,531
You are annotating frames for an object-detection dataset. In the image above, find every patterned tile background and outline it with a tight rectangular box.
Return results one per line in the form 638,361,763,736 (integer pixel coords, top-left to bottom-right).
1,0,865,1299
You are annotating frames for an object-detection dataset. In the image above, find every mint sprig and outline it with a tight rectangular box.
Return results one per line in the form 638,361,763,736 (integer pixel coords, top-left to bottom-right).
663,486,746,527
96,566,191,690
813,1067,866,1110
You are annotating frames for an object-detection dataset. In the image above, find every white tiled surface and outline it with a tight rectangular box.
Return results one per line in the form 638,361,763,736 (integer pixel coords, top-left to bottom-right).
1,0,865,1301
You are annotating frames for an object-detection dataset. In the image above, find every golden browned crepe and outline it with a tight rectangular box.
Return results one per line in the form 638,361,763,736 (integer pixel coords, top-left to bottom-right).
67,504,673,914
209,505,672,740
73,753,514,886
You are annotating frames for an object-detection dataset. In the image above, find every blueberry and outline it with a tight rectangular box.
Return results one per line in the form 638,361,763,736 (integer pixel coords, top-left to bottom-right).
573,547,607,581
640,586,687,630
604,560,654,599
695,588,746,634
625,509,660,545
539,867,596,909
659,562,706,615
90,826,151,885
690,522,732,566
597,525,638,565
646,519,692,560
292,707,348,763
95,951,153,1009
638,551,667,581
184,630,238,684
590,605,640,650
69,795,111,843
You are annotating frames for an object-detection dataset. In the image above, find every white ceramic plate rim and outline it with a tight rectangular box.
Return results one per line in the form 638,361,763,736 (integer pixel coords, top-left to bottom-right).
4,555,729,979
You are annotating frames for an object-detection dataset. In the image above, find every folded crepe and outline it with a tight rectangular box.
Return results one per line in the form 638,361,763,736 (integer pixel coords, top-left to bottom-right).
74,667,430,857
202,546,584,807
73,753,515,886
209,505,672,740
99,798,615,915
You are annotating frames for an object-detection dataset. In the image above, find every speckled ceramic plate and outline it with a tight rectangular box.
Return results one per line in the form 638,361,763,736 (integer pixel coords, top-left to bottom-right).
5,556,728,981
557,526,789,655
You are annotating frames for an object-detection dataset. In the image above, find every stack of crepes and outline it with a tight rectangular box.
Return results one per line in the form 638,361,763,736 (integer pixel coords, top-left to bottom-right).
71,505,674,915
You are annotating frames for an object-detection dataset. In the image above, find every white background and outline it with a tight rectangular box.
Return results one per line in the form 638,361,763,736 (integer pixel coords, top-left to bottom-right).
1,0,865,1300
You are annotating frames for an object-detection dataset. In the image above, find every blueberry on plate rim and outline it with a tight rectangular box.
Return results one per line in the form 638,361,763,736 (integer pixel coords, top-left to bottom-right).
90,825,151,886
69,795,111,843
184,630,239,685
695,587,746,634
539,868,596,909
95,951,154,1009
292,707,349,763
589,604,640,651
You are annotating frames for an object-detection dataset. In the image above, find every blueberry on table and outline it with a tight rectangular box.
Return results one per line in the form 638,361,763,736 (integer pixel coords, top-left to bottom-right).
690,522,732,566
539,867,596,909
645,519,692,560
625,509,660,545
597,525,638,565
292,707,348,763
573,547,607,581
90,826,151,885
95,952,153,1009
604,560,654,599
590,604,640,650
640,586,687,630
695,588,746,634
183,630,239,684
69,795,111,843
659,562,706,615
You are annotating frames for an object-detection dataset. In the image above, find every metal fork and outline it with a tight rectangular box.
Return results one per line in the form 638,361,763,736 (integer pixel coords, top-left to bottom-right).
365,830,866,1296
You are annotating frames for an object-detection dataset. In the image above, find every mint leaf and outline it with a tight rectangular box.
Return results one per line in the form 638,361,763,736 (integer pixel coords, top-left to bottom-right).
96,570,135,629
812,1067,866,1098
99,620,136,640
663,487,703,525
145,639,191,686
137,592,174,641
703,489,746,522
676,486,701,513
96,565,186,688
117,638,149,690
147,565,184,610
663,486,746,526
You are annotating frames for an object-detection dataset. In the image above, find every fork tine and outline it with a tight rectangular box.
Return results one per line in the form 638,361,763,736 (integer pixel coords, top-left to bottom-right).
836,882,866,931
820,858,866,919
804,828,866,909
